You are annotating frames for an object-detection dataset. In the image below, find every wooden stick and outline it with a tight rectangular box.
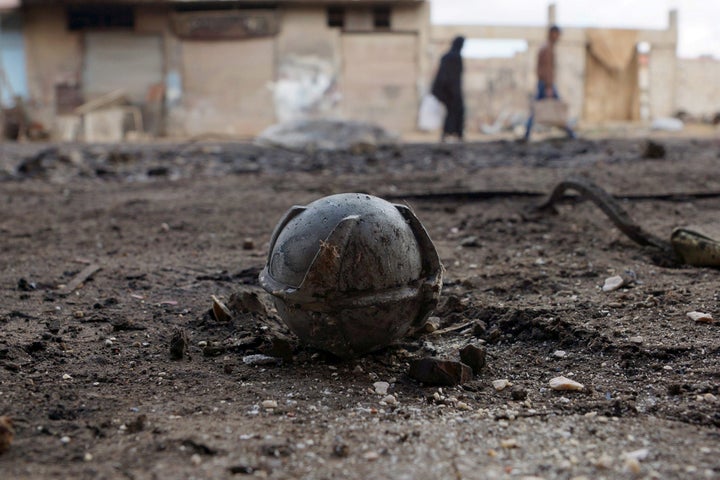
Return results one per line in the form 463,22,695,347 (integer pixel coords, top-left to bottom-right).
57,264,101,296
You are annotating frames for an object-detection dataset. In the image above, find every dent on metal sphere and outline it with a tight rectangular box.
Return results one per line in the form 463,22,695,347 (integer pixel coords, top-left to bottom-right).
259,193,443,357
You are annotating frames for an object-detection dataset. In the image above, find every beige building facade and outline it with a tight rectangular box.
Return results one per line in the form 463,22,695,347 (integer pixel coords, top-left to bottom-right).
431,6,685,129
8,2,720,139
18,0,429,138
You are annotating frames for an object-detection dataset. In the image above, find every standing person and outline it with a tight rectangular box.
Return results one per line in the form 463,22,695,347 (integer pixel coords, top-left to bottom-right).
524,25,575,141
432,36,465,142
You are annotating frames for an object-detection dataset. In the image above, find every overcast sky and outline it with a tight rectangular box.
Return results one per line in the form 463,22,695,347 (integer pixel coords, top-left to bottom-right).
431,0,720,59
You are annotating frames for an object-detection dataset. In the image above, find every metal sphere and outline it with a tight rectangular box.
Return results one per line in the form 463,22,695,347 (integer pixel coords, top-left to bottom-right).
259,193,443,357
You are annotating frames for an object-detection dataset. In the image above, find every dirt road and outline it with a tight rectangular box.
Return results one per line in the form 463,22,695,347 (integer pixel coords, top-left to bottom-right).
1,138,718,479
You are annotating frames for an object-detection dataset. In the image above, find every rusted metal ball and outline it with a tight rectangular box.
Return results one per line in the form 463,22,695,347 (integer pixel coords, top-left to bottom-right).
259,193,443,357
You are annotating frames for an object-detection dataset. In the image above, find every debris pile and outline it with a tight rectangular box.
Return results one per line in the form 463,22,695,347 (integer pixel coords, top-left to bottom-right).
255,118,398,153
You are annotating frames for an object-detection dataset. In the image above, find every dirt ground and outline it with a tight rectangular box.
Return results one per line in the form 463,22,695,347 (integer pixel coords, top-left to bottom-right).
1,137,719,479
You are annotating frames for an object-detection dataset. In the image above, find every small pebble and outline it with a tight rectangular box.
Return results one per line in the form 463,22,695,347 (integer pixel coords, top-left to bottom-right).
510,387,528,401
492,379,511,391
242,354,279,366
553,350,567,358
408,358,472,386
191,453,202,466
62,374,72,380
595,453,613,469
83,452,93,462
624,448,649,461
242,238,255,250
602,275,625,292
211,295,232,322
262,400,278,410
460,344,487,374
332,442,349,458
423,316,440,333
629,336,643,344
381,395,398,406
73,310,84,319
687,311,713,323
373,381,390,395
500,438,519,449
624,457,641,474
60,436,71,444
460,236,480,247
549,376,584,391
363,451,380,461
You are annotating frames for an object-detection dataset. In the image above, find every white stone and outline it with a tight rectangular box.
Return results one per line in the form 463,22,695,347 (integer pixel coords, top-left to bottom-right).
373,381,390,395
623,448,650,461
500,438,519,449
602,275,624,292
262,400,278,409
492,379,511,391
687,311,714,323
381,394,398,406
363,451,380,461
624,457,642,474
553,350,567,358
549,376,584,391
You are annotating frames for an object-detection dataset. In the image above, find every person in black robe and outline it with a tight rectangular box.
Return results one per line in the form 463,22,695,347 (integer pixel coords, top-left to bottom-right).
431,36,465,142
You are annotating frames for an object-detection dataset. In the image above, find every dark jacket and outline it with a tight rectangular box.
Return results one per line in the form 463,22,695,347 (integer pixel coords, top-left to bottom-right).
431,36,464,105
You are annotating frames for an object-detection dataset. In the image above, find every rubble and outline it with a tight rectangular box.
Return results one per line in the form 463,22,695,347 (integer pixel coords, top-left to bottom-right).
548,376,584,391
255,119,398,153
459,344,487,374
492,379,511,391
643,140,666,159
408,358,472,386
373,382,390,395
211,295,233,322
169,328,189,360
687,311,713,323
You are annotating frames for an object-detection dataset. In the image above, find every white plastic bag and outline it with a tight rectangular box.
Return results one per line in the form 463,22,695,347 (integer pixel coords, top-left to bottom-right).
418,94,446,131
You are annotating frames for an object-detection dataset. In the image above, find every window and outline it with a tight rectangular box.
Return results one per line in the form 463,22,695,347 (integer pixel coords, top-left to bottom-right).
373,6,391,29
67,6,134,30
327,7,345,28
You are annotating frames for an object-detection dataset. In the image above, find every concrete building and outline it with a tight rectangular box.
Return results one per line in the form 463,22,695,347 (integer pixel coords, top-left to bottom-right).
431,5,684,129
2,1,718,139
14,0,429,138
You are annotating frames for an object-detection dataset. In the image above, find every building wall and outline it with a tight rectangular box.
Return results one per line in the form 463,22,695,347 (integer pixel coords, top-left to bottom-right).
341,32,419,132
20,3,426,138
647,46,677,119
22,6,81,128
462,54,530,131
675,57,720,119
430,28,588,127
0,13,29,105
180,37,276,136
431,10,679,129
275,6,341,123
